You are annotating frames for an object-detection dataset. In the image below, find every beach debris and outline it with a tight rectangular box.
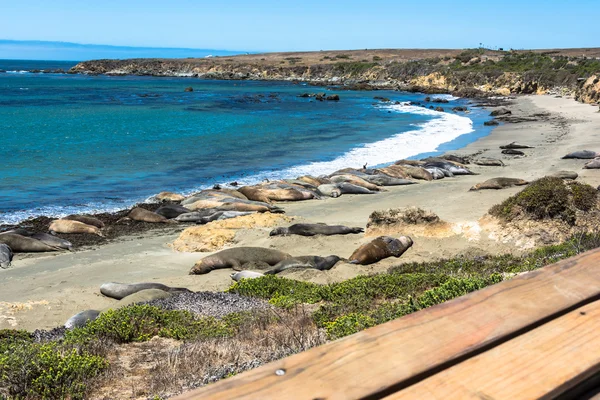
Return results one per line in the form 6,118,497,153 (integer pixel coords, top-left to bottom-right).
366,207,454,238
500,141,534,149
470,177,529,191
349,236,413,265
562,150,599,159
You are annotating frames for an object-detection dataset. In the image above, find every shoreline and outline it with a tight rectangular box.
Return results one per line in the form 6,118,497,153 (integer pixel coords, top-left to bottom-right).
2,94,600,330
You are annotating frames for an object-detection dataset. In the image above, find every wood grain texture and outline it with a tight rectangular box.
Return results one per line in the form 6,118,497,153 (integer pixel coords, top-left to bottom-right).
173,248,600,400
387,300,600,400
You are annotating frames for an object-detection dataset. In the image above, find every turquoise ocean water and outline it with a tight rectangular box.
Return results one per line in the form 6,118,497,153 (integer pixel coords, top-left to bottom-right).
0,60,495,224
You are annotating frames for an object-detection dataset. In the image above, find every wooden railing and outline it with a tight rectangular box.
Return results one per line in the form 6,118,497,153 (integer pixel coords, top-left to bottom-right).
173,248,600,399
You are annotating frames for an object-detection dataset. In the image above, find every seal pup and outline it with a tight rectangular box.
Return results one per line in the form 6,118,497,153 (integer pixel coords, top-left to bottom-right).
64,215,105,229
125,207,176,224
190,247,292,275
501,149,525,155
470,177,529,191
0,244,13,268
349,236,413,265
265,255,341,274
49,219,104,236
500,142,534,149
230,270,265,282
270,223,363,237
64,310,101,329
562,150,599,159
584,159,600,169
100,282,193,300
0,233,61,252
155,204,192,219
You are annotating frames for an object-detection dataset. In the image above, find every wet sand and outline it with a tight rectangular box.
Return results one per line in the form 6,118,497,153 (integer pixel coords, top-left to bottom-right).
2,94,600,330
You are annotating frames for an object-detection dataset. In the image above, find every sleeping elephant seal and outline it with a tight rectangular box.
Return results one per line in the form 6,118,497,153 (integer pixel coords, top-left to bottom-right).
562,150,599,159
64,310,101,329
0,233,60,252
31,233,73,250
500,142,534,149
470,177,529,191
100,282,193,300
155,204,192,219
102,289,173,311
0,244,13,268
155,191,185,202
317,184,342,198
474,158,505,167
126,207,176,223
349,236,413,265
270,223,363,237
363,175,416,186
175,209,221,222
502,149,525,155
550,171,578,180
231,270,265,282
265,255,341,275
64,215,105,229
336,182,377,194
198,211,254,224
583,159,600,169
49,219,104,236
190,247,292,275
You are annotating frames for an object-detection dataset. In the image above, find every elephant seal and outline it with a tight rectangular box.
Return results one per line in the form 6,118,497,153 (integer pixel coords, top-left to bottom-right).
550,171,578,180
175,209,221,222
329,175,381,191
336,182,376,194
470,177,529,191
361,174,416,186
0,244,13,268
377,166,411,179
317,184,342,198
230,270,265,282
126,207,175,223
155,204,192,219
349,236,413,265
100,282,193,300
64,310,101,329
270,223,363,237
102,289,172,311
0,233,60,252
49,219,104,236
501,149,525,155
31,233,73,250
396,165,433,181
216,202,283,213
198,211,254,224
238,186,313,203
297,175,330,187
440,154,470,164
474,158,505,167
422,160,474,175
584,159,600,169
424,167,446,180
64,215,105,229
265,255,341,274
190,247,292,275
155,191,185,202
500,142,534,149
562,150,599,159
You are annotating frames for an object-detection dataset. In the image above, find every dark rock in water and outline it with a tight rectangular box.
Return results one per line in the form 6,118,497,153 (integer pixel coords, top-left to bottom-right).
213,184,222,190
297,92,314,98
490,108,511,117
435,106,444,112
394,101,401,105
229,181,239,186
184,87,194,92
429,106,434,109
484,120,499,126
452,106,467,112
315,93,326,101
374,96,390,102
432,98,449,103
424,96,431,102
326,94,340,101
146,291,270,318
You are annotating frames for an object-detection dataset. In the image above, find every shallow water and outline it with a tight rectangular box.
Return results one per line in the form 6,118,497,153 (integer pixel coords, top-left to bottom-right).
0,60,495,223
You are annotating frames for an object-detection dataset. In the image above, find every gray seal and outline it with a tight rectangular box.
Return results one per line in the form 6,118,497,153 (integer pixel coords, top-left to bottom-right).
31,233,73,251
317,184,342,198
361,174,416,186
501,149,525,155
0,244,13,268
265,255,341,274
474,158,505,167
336,182,376,194
155,204,192,219
0,233,60,253
270,223,363,237
64,309,101,329
584,159,600,169
470,177,529,191
100,282,193,300
562,150,599,159
500,142,534,149
64,214,105,229
190,247,292,275
230,270,265,281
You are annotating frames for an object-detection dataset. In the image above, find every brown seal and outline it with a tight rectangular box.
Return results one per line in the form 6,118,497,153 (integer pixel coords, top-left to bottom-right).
64,214,105,229
349,236,413,265
0,233,62,252
126,207,175,223
469,177,528,191
190,247,292,275
49,219,104,236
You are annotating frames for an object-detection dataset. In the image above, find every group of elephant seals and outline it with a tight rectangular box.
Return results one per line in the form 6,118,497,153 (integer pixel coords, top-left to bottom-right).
1,229,73,251
64,215,105,229
100,282,193,300
190,247,292,275
349,236,413,265
500,142,534,149
64,309,101,329
265,255,341,275
562,150,599,159
470,178,529,191
49,219,104,236
0,233,61,252
270,223,363,237
0,244,13,268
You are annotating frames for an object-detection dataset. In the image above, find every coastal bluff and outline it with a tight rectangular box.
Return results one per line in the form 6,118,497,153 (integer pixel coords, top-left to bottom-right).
70,48,600,104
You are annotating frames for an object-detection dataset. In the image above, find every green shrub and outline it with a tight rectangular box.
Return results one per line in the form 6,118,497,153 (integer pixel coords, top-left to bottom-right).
571,181,598,211
228,275,323,305
324,313,375,340
333,62,377,76
412,274,503,310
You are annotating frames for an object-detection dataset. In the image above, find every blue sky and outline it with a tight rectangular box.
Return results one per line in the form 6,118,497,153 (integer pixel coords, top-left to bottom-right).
1,0,598,56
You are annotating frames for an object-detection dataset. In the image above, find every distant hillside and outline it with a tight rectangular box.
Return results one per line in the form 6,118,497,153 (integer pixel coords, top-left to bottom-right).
0,40,243,61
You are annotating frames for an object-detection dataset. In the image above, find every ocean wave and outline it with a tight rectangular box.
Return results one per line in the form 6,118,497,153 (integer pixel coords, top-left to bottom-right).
2,103,474,225
428,94,461,101
6,70,30,74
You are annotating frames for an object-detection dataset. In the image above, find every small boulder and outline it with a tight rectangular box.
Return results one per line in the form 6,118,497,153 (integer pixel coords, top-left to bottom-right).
484,120,499,126
435,106,444,112
326,94,340,101
184,87,194,92
490,108,511,117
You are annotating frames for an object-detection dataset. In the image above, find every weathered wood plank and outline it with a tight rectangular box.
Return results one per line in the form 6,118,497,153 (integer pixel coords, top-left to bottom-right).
173,248,600,400
387,300,600,399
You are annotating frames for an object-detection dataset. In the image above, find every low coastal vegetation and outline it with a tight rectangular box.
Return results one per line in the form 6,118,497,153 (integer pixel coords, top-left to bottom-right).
3,232,600,398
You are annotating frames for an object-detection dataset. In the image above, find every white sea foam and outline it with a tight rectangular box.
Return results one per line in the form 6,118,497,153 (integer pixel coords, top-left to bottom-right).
6,70,29,74
429,94,461,101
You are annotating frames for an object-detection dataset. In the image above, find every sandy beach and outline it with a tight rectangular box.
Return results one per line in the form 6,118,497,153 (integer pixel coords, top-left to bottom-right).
2,94,600,331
